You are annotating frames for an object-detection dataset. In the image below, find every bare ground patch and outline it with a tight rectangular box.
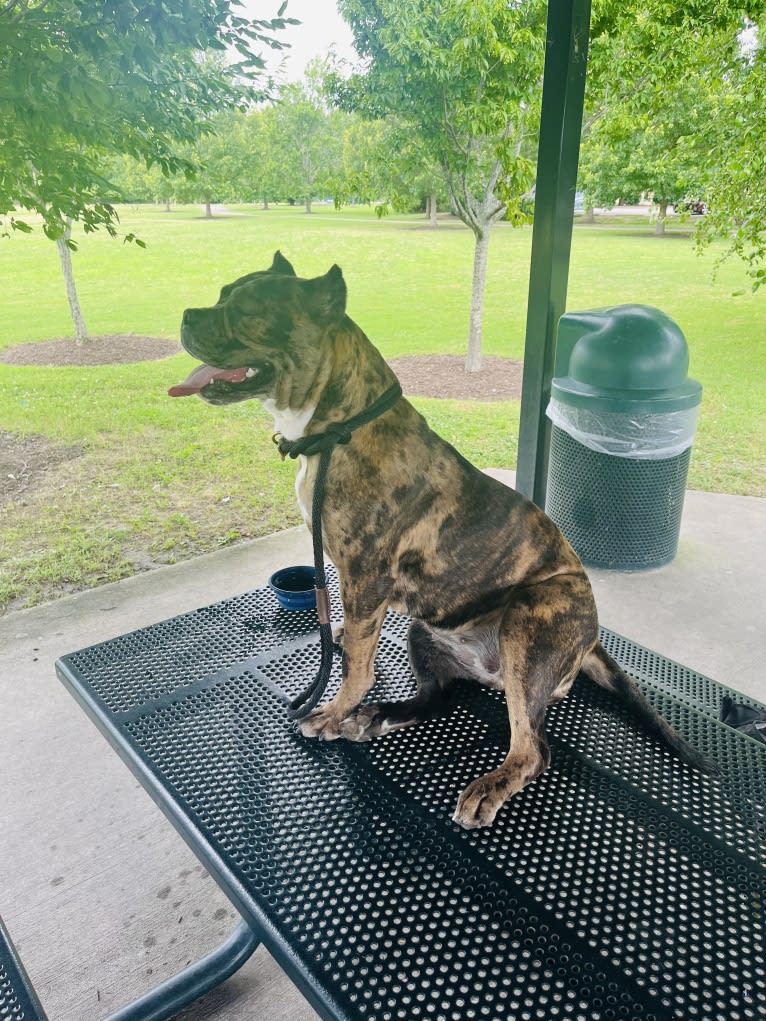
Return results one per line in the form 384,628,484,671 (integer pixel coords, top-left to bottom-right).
387,355,523,402
0,334,180,367
1,432,84,508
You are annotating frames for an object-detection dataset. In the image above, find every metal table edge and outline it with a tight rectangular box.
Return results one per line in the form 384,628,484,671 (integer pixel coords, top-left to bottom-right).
54,656,352,1021
599,625,766,714
0,914,48,1021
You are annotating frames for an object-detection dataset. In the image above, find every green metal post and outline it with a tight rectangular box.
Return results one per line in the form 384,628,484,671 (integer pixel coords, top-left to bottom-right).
516,0,592,506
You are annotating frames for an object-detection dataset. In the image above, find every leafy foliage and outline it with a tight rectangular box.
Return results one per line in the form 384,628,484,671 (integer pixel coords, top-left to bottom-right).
262,79,345,212
334,0,545,237
579,45,723,230
697,21,766,290
332,0,547,369
584,2,766,279
0,0,295,239
330,114,446,216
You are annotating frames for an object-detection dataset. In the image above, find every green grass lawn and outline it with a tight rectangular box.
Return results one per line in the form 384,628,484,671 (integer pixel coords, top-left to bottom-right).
1,204,764,610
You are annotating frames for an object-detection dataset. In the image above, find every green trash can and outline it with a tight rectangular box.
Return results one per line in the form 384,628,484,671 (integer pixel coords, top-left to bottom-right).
544,304,702,571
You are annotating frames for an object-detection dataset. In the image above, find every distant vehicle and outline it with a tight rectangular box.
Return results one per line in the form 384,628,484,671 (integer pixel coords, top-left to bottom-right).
674,199,707,215
516,189,586,217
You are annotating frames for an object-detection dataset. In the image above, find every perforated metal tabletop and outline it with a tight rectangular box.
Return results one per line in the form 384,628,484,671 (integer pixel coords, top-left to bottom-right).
56,570,765,1021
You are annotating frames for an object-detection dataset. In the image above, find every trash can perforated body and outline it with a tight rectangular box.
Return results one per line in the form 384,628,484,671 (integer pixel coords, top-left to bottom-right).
544,305,702,572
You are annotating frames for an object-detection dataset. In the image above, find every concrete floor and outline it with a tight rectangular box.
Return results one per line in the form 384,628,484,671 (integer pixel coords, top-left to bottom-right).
1,475,764,1020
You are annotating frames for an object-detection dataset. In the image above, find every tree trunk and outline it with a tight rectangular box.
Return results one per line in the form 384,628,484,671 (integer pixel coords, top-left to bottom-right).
305,195,312,214
465,230,491,373
164,199,171,212
204,201,213,218
583,203,595,224
262,196,269,210
428,191,438,228
655,201,668,236
56,222,88,346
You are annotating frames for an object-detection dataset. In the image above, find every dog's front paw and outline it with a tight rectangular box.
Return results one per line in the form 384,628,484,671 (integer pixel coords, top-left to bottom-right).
452,770,514,830
297,706,344,741
331,623,345,649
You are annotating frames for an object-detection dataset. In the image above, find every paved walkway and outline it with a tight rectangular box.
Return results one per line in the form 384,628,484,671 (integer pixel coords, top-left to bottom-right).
1,476,764,1019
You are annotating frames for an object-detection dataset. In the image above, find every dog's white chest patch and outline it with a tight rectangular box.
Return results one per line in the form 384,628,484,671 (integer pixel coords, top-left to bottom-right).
262,401,318,528
294,455,318,528
263,401,316,441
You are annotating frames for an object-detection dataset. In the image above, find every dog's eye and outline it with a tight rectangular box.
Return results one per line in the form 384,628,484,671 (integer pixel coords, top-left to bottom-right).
224,305,262,332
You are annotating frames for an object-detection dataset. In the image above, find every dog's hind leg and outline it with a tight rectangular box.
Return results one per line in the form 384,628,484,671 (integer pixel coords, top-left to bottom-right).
339,620,457,741
453,574,597,829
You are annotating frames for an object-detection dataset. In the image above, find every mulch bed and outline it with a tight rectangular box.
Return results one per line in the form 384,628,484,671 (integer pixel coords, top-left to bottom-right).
0,336,523,401
388,354,522,402
0,335,181,366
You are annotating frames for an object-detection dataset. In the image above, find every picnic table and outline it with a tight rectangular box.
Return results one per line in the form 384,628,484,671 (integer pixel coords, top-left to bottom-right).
43,567,765,1021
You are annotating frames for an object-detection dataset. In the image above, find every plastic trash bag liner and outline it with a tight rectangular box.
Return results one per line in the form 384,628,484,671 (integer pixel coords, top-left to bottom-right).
546,398,699,460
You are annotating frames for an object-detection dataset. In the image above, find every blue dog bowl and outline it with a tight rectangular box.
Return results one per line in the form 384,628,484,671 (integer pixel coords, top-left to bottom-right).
269,565,316,611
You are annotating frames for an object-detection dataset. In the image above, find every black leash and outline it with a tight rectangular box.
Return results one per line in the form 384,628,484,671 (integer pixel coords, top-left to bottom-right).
274,381,402,720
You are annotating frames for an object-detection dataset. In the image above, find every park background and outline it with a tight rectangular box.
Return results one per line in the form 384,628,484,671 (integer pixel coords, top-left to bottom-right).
1,1,764,611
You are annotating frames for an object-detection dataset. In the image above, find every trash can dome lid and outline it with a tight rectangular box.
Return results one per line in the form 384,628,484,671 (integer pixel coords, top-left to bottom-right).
559,304,689,391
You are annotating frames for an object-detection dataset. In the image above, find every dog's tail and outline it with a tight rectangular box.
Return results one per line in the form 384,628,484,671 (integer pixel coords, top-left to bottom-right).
581,642,720,777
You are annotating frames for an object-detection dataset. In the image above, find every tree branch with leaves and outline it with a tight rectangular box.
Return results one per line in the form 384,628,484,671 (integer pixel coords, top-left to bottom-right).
1,0,294,239
0,0,295,342
334,0,545,371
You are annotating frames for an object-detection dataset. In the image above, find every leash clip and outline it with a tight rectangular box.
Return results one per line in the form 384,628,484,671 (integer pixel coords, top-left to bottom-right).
272,432,288,462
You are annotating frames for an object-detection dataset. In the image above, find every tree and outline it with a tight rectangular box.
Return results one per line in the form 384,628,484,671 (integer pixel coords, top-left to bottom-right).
266,80,345,213
579,70,716,235
172,111,251,217
239,109,283,209
335,0,546,371
585,2,766,273
697,20,766,289
333,115,392,207
0,0,294,238
0,0,293,342
331,114,446,220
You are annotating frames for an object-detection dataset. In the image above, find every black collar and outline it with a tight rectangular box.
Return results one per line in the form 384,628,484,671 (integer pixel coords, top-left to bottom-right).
274,381,402,460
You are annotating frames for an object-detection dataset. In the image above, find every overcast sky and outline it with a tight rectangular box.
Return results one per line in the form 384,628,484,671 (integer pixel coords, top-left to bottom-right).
245,0,357,81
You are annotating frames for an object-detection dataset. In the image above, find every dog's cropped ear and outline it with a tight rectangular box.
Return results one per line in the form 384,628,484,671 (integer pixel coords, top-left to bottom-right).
304,265,347,326
271,251,296,276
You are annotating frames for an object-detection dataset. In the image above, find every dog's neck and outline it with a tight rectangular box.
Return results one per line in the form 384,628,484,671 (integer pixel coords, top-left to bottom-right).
263,317,399,444
311,317,400,428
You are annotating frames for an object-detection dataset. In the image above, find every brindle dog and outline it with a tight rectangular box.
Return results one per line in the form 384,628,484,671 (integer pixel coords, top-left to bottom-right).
169,251,717,829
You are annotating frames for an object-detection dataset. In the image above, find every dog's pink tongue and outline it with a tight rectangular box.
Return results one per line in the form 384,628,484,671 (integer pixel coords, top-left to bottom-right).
168,364,247,397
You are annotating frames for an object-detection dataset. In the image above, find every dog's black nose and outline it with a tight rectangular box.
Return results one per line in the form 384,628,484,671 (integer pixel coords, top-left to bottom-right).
182,308,213,335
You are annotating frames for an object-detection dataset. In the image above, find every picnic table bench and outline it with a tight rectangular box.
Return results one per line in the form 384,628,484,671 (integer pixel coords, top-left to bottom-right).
1,915,48,1021
7,566,757,1021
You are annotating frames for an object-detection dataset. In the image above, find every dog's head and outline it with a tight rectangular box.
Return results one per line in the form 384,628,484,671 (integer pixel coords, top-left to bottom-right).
169,251,347,406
